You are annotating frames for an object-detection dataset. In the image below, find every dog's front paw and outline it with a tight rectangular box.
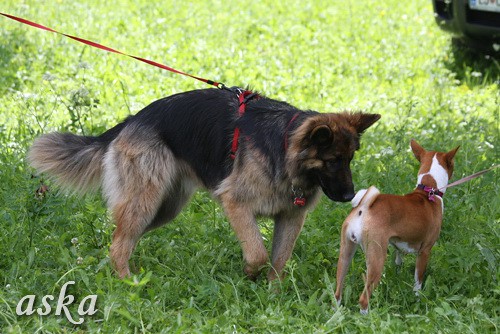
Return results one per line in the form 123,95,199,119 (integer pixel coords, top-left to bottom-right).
244,267,261,281
266,267,283,282
360,308,369,315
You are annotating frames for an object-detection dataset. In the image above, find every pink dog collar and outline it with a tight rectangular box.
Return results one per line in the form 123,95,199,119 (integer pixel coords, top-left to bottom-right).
417,184,443,202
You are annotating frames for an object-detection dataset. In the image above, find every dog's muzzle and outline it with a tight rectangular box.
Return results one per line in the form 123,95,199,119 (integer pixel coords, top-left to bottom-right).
317,175,355,202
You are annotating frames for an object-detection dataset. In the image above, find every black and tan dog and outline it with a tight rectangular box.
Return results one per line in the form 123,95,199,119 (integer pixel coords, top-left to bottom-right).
29,87,380,280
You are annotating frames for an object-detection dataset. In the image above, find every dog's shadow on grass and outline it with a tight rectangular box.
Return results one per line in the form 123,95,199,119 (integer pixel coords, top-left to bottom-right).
443,38,500,87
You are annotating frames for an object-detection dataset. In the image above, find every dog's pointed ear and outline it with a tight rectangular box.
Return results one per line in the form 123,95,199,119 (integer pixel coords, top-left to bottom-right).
310,125,333,147
348,113,381,135
410,139,426,162
445,145,460,167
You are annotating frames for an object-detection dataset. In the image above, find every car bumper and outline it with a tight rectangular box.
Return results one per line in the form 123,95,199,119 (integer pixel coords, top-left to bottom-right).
433,0,500,41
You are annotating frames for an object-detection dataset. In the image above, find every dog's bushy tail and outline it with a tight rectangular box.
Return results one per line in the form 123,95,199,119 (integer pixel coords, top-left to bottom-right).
28,133,108,193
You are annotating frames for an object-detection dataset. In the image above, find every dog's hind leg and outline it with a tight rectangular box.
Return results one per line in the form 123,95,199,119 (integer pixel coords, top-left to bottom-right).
103,127,179,278
334,223,358,306
110,199,159,278
267,211,307,281
146,177,198,232
359,238,388,314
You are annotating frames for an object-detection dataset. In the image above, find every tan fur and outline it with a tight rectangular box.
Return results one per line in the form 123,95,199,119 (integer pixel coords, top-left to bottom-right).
102,126,201,278
334,140,459,313
28,133,106,192
215,139,323,280
286,113,363,181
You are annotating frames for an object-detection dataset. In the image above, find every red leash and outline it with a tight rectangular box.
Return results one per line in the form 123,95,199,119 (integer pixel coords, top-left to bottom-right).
1,12,224,89
2,13,270,160
3,13,305,163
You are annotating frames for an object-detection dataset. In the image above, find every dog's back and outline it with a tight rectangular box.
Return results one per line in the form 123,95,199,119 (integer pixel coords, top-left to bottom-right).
29,88,239,191
348,189,443,247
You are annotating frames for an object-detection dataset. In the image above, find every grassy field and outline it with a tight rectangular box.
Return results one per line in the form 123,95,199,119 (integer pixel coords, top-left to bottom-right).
1,1,499,333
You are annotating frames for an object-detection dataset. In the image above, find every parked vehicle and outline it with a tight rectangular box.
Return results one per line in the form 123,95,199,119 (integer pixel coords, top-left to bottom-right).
432,0,500,51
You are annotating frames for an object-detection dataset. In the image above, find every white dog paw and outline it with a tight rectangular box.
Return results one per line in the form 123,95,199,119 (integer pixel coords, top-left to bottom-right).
413,282,422,296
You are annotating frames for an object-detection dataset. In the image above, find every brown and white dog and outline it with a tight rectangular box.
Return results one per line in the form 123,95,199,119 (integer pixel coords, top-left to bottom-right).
334,139,459,314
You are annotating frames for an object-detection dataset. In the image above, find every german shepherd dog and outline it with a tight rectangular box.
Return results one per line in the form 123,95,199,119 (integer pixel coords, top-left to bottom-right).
29,87,380,280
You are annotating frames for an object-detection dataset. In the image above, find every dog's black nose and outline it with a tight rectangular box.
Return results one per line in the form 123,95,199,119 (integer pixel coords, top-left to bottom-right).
342,193,355,202
323,188,355,202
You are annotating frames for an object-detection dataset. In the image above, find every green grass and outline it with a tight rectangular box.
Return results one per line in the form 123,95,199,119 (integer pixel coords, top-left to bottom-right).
1,1,499,333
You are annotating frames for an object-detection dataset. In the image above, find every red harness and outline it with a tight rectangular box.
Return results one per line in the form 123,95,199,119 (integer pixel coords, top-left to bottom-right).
230,90,260,159
229,91,301,160
229,92,305,207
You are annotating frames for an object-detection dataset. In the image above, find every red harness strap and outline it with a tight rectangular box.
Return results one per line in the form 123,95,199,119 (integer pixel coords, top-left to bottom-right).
230,95,300,159
230,90,259,159
284,112,300,151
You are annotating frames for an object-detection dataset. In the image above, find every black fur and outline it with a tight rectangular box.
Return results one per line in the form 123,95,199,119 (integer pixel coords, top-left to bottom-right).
238,98,315,180
97,88,315,189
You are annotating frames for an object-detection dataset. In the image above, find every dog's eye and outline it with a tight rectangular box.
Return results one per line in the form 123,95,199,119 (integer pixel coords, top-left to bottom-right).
326,159,341,169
